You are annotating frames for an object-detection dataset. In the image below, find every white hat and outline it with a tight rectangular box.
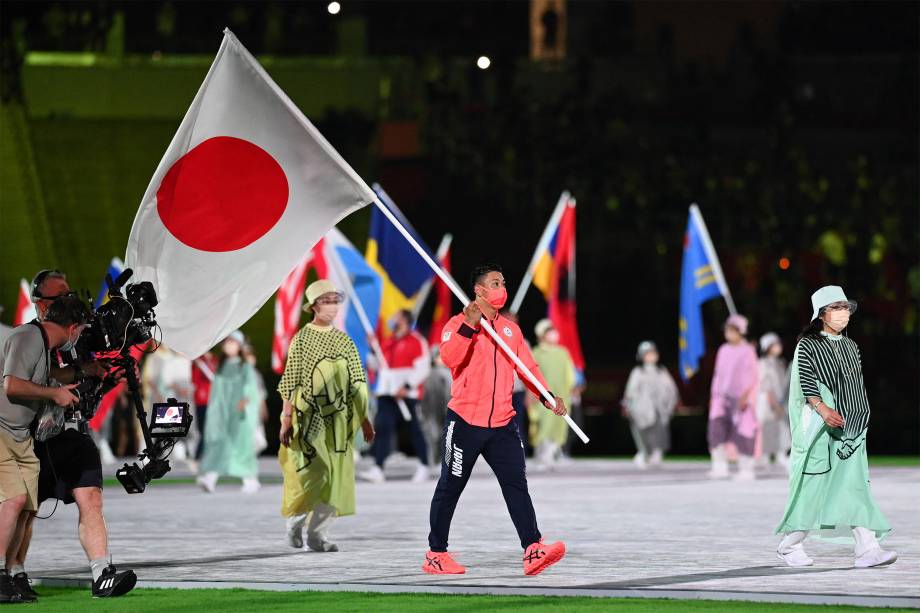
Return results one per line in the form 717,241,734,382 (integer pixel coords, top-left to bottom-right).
759,332,780,354
225,330,245,345
810,285,857,322
303,279,344,313
724,314,749,336
534,318,554,339
636,340,657,361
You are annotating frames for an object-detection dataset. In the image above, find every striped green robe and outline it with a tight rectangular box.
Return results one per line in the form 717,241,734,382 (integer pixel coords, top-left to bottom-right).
775,332,890,543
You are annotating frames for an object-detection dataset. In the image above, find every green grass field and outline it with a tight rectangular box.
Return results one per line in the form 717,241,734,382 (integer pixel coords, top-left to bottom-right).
23,587,918,613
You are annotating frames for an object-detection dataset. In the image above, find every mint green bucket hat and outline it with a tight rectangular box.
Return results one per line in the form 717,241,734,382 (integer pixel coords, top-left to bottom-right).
810,285,857,321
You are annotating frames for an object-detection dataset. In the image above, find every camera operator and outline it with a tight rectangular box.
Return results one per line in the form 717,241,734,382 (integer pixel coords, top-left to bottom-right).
3,271,136,600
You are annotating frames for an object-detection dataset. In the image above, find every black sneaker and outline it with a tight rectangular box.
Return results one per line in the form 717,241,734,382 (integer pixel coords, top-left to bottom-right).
11,573,37,600
91,565,137,598
0,573,23,604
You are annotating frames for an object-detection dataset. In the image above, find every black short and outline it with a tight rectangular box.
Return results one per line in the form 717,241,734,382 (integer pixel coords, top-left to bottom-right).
35,429,103,504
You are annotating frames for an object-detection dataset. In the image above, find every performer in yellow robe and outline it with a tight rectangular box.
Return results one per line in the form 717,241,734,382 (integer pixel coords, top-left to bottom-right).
278,280,375,552
528,319,576,469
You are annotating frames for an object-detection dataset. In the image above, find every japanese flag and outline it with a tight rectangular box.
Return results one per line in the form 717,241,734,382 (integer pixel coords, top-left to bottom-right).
125,29,374,358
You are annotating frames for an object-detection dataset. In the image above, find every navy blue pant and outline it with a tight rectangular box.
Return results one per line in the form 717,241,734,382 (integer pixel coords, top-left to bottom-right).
428,410,541,552
512,390,531,456
373,396,429,467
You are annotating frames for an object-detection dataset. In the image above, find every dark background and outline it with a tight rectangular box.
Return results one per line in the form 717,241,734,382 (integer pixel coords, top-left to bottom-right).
1,1,917,456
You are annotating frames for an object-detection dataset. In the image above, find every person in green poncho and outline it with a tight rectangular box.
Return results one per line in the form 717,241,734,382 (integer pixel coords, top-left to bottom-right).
197,330,264,494
528,319,577,470
278,280,375,553
775,286,897,569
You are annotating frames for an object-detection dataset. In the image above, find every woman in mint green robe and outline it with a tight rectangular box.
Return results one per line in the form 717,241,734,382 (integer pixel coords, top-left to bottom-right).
198,331,263,493
775,286,896,568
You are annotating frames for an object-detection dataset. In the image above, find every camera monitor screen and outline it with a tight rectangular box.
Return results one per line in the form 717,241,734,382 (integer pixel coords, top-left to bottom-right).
150,400,191,437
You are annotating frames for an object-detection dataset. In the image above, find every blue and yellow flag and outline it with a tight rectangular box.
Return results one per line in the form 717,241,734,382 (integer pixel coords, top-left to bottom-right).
678,207,727,381
367,184,435,336
94,257,125,308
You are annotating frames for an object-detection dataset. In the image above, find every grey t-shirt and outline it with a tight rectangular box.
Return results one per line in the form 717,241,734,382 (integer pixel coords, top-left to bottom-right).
0,324,50,442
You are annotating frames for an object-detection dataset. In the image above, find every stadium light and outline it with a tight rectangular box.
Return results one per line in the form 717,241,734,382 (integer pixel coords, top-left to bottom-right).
327,2,341,15
476,56,491,70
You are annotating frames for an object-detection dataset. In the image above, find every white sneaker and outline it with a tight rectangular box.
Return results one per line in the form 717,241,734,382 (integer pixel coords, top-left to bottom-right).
632,452,648,470
648,449,663,467
777,548,814,567
855,548,898,568
358,465,385,483
307,535,339,552
285,514,306,549
241,477,261,495
411,464,431,483
196,472,217,493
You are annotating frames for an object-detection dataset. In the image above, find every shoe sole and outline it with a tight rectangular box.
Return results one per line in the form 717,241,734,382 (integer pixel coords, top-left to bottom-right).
422,565,465,575
855,553,898,568
525,545,566,576
93,572,137,598
776,552,813,567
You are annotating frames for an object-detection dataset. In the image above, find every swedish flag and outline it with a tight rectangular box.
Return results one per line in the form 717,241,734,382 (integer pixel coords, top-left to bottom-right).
366,184,434,335
679,206,729,381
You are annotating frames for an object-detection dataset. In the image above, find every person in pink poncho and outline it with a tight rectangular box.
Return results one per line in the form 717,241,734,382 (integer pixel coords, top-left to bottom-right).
707,314,760,481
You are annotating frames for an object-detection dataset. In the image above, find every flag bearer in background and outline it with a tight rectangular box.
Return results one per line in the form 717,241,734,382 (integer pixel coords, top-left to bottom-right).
707,314,759,481
423,264,567,577
621,341,679,469
363,309,431,483
528,319,576,471
278,281,375,553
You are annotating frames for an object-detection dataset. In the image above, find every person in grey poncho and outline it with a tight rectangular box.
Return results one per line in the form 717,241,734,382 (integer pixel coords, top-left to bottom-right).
621,341,679,468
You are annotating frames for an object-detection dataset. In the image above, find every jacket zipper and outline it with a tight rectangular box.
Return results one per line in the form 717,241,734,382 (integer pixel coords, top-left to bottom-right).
488,326,498,428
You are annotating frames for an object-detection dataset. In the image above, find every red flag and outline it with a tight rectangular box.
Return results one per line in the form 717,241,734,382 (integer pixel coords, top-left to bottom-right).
14,279,36,326
271,244,329,374
547,203,585,370
428,246,453,347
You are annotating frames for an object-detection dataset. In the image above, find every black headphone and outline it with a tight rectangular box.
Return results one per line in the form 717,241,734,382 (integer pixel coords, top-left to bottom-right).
30,269,65,301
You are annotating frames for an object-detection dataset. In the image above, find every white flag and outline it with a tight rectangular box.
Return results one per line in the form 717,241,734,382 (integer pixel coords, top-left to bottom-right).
125,29,374,357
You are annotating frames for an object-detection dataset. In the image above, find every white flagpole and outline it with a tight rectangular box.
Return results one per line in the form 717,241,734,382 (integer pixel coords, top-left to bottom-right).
509,191,570,315
411,233,453,321
326,241,412,422
689,203,737,316
373,198,590,444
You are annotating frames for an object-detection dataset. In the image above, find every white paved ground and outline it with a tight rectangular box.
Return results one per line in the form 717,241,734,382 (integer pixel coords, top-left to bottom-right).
27,457,919,607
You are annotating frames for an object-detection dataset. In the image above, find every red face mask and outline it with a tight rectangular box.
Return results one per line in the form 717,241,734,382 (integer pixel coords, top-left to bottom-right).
481,286,507,309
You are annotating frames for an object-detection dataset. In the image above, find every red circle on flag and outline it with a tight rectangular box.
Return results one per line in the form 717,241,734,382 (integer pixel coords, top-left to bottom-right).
156,136,289,252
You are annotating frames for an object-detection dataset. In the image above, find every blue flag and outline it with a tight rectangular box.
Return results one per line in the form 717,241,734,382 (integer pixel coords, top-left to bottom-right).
366,184,435,336
94,258,125,309
678,208,726,381
332,238,382,368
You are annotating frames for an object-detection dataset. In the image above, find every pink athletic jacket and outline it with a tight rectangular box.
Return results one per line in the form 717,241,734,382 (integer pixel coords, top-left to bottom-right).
439,312,551,428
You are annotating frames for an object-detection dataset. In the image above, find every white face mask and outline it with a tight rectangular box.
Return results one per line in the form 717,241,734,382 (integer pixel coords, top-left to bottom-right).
825,311,850,332
60,327,81,352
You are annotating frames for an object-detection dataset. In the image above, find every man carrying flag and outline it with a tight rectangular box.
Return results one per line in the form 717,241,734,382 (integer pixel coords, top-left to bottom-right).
424,264,567,577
